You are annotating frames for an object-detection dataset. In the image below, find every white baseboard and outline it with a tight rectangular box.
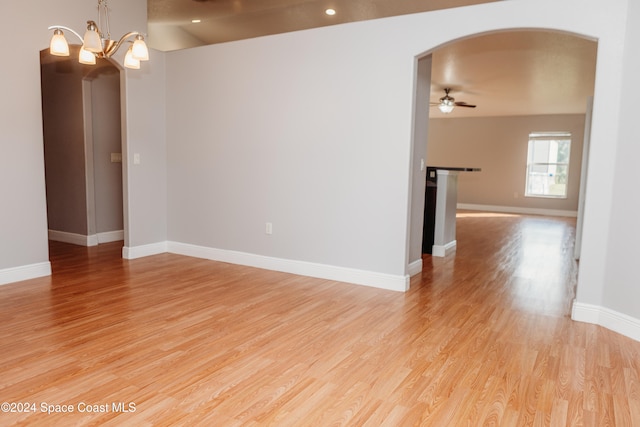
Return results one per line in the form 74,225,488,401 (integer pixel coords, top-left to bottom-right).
572,300,640,342
457,203,578,218
0,262,52,286
49,229,124,246
432,240,457,257
49,230,96,246
167,241,409,292
408,259,423,277
97,230,124,244
122,241,168,259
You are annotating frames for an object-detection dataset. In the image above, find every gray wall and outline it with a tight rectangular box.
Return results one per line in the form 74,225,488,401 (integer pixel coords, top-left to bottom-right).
427,114,586,213
0,0,148,277
89,70,123,234
41,54,88,236
165,25,413,276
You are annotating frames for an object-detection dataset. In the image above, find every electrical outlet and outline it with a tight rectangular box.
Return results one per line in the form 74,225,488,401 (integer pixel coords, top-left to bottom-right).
265,222,273,235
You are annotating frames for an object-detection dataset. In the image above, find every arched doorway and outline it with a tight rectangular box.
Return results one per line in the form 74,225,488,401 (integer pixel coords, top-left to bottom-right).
408,29,597,288
40,45,125,249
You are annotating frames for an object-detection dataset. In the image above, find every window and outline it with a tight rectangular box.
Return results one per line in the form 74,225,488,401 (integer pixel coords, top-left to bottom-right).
525,132,571,198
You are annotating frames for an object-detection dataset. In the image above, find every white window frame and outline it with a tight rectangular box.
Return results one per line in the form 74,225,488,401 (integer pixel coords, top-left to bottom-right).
525,132,572,199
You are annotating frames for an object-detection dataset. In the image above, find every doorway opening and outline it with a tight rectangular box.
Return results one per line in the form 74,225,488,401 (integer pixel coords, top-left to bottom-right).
40,45,125,251
408,30,597,304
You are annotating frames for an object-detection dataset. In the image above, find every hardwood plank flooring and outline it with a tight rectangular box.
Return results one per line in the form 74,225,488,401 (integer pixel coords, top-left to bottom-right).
1,212,640,425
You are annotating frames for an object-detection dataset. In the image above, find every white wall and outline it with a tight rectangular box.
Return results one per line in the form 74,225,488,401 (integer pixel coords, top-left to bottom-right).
575,0,640,340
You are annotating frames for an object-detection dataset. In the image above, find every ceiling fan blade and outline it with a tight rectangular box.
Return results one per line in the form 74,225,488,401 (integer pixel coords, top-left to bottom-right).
455,102,476,108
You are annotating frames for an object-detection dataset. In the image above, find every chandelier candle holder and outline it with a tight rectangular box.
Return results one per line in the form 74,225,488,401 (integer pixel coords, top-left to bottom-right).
48,0,149,69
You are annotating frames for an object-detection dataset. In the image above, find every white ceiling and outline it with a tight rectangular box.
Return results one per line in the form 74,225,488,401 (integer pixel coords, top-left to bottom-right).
147,0,597,118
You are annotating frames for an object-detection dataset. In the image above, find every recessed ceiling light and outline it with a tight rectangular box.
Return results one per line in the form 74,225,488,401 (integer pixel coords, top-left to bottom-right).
192,19,202,23
325,8,336,16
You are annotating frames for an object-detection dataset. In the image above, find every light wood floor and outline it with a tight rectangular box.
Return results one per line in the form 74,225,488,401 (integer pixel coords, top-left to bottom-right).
1,212,639,426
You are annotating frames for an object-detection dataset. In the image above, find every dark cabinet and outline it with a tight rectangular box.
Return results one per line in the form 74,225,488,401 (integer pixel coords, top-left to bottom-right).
422,167,438,254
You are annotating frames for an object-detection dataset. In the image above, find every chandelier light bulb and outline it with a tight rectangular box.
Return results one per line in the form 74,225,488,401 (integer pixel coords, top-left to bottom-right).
83,21,103,53
49,29,70,56
131,35,149,61
124,47,141,69
48,1,149,70
79,47,97,65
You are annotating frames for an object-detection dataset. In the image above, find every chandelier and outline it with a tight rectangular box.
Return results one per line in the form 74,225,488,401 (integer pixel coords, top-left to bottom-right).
48,0,149,69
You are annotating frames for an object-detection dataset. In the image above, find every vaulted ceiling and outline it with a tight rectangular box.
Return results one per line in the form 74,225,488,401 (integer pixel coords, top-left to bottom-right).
147,0,597,118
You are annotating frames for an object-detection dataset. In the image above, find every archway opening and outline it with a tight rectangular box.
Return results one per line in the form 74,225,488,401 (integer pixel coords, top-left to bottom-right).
409,29,597,312
40,45,126,251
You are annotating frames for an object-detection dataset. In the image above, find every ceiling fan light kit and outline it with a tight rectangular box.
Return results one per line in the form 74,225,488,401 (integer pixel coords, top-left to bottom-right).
438,99,455,114
48,0,149,70
433,88,477,114
438,88,456,113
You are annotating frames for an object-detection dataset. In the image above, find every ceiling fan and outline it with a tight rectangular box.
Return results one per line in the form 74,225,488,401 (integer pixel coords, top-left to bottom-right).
431,88,477,114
